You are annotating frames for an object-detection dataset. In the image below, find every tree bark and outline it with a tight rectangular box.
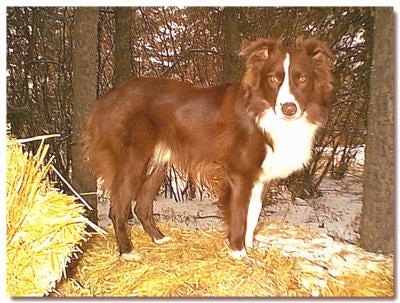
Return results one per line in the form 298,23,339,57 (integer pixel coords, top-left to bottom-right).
221,7,242,83
113,7,136,220
71,7,99,223
359,7,394,254
113,7,132,85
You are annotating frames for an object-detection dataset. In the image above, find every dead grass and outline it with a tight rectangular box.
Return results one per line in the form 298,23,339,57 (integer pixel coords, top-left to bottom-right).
6,135,393,298
55,222,393,297
6,135,104,296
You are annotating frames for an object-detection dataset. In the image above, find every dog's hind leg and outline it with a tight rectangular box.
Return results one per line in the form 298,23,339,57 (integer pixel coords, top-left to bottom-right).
134,165,170,244
108,153,149,261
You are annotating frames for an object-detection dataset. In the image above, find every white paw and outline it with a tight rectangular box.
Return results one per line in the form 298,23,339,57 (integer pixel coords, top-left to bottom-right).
120,251,142,262
229,249,247,260
153,236,172,245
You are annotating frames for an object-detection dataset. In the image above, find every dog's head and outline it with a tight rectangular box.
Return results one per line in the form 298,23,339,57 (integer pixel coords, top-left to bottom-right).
240,37,334,126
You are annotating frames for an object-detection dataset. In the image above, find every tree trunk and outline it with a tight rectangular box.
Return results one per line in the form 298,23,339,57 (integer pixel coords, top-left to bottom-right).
359,7,394,254
113,7,135,220
113,7,132,85
221,7,242,83
71,7,99,223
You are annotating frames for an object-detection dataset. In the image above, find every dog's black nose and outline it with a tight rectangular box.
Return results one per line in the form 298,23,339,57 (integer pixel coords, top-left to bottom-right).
281,102,297,117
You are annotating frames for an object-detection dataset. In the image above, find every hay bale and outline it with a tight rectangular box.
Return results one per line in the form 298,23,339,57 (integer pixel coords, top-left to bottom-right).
55,221,393,297
6,135,104,297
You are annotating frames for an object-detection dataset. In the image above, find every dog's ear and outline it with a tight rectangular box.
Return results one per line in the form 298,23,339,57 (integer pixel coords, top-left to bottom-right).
296,37,334,93
296,37,333,66
239,38,280,64
239,38,281,95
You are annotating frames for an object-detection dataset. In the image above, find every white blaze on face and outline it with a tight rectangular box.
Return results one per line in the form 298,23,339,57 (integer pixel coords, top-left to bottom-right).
276,54,301,120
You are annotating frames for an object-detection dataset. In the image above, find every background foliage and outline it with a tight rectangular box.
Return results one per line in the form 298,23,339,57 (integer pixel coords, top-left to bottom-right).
6,7,374,201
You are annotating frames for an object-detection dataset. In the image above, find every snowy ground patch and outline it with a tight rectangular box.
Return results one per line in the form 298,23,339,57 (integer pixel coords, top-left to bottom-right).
98,167,363,245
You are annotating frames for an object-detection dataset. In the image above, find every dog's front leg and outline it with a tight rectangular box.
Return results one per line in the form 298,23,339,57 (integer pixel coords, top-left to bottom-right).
245,181,264,248
227,175,253,260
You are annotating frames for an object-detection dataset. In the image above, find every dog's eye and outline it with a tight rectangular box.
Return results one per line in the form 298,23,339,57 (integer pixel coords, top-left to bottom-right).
269,75,279,85
299,75,307,84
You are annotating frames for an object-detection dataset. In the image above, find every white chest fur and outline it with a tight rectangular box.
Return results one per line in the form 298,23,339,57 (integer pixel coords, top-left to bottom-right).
236,109,319,257
232,108,319,259
257,108,319,183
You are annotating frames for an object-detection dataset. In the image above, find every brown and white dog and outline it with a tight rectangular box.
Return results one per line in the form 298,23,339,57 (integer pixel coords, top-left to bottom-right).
85,37,333,260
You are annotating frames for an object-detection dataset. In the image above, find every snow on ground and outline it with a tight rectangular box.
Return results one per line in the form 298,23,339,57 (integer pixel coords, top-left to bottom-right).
262,171,363,244
98,166,363,245
98,146,365,244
